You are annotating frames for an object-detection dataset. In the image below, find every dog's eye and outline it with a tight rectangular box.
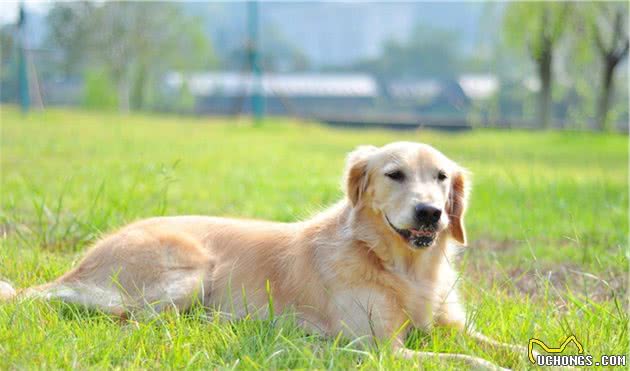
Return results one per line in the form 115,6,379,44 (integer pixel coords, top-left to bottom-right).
385,170,405,182
437,171,448,182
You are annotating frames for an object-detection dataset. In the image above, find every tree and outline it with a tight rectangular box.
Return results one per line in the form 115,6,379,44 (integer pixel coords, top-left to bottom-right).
46,2,216,112
0,24,17,102
352,25,461,80
224,23,309,73
45,2,94,76
587,3,628,130
503,2,572,128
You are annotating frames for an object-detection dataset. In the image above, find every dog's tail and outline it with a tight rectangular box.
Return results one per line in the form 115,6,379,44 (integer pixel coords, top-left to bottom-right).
0,281,17,301
0,281,55,302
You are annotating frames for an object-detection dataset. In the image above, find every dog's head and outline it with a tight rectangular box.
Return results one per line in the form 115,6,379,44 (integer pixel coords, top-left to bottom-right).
344,142,469,250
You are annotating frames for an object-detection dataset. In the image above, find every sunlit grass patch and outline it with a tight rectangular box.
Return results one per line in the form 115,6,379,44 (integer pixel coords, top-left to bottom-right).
1,106,627,369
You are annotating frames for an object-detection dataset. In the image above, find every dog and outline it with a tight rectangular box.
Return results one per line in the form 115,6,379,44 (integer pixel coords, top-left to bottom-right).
1,142,527,370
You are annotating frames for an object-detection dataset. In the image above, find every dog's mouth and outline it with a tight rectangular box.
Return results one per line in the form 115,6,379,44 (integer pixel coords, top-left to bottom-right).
384,215,437,249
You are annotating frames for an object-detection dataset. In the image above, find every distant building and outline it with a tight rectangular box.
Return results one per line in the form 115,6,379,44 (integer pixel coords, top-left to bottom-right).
385,74,498,116
164,72,379,116
458,74,499,100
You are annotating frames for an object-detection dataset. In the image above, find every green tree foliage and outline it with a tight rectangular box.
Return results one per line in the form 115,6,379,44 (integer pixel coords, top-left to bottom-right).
353,25,461,79
260,24,310,72
574,2,629,131
83,69,118,110
46,2,217,112
222,23,309,73
503,2,572,128
45,2,94,76
0,24,17,102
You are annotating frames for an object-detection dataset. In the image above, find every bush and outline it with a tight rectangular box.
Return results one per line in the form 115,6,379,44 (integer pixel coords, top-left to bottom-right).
83,69,118,110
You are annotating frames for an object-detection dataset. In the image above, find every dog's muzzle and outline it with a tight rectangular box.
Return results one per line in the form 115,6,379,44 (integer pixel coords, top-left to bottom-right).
385,214,438,249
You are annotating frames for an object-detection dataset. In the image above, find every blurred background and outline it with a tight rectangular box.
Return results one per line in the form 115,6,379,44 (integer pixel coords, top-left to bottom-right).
0,4,628,365
1,0,628,132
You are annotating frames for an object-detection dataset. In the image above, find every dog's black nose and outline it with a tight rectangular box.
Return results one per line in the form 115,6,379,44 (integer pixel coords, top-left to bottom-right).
414,204,442,224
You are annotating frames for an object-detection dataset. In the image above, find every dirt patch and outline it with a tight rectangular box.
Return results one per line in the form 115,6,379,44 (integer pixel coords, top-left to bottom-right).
464,262,627,304
474,264,628,302
469,237,521,251
471,236,580,251
463,236,627,304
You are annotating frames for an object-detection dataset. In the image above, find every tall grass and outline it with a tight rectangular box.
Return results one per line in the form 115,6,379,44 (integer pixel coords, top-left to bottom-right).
0,106,627,369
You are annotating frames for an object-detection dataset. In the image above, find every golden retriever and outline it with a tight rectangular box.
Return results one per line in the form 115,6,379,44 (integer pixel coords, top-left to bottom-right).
1,142,526,370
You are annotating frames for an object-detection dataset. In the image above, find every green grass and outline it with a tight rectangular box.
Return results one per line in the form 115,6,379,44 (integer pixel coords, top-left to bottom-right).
1,106,628,369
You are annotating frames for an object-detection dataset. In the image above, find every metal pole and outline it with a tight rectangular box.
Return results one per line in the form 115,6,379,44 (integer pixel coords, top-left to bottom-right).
247,0,264,125
17,2,30,113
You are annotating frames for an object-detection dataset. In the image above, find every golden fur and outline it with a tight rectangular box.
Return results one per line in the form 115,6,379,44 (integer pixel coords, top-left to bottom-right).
1,142,529,370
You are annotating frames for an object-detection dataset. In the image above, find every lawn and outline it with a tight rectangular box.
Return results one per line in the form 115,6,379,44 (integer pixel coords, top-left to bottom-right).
0,106,627,369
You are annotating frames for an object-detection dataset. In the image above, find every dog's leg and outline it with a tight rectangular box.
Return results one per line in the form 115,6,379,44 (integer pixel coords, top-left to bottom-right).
468,330,527,353
467,330,540,364
396,347,510,371
2,230,215,318
0,280,128,317
0,280,17,300
435,293,535,366
390,326,509,371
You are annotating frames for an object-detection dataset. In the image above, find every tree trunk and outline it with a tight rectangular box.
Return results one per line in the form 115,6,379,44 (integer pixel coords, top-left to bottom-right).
537,47,553,129
131,64,147,111
117,78,130,113
596,59,615,131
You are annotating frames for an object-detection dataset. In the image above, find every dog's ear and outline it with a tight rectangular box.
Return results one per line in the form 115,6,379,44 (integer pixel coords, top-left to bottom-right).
344,145,377,206
447,168,469,246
